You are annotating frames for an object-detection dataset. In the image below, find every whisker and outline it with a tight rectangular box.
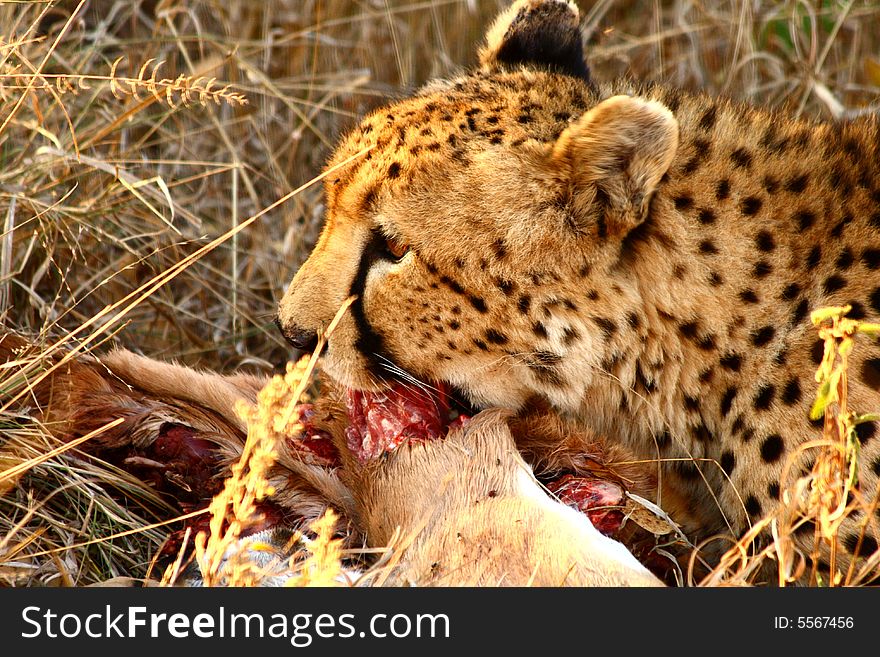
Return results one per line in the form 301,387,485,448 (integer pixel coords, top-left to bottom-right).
372,353,464,417
375,354,444,394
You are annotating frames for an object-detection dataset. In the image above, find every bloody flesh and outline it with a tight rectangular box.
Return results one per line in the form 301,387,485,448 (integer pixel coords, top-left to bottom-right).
287,403,341,467
545,473,625,536
344,382,468,463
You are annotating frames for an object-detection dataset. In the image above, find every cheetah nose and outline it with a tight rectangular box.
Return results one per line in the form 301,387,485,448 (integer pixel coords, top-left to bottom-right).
275,317,319,353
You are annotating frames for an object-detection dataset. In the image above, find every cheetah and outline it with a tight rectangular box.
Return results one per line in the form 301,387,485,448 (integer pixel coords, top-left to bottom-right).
277,0,880,575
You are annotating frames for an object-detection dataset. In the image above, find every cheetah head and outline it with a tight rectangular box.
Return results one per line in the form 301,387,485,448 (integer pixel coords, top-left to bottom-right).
278,0,679,412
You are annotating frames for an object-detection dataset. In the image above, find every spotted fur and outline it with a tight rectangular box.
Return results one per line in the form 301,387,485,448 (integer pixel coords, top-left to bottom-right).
278,0,880,566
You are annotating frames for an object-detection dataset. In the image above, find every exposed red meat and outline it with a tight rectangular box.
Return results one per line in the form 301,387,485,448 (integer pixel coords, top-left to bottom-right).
286,403,341,467
545,473,625,536
344,382,469,463
124,423,223,503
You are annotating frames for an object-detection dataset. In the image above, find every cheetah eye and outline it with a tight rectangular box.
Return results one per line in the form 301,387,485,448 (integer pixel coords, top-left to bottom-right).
383,234,411,261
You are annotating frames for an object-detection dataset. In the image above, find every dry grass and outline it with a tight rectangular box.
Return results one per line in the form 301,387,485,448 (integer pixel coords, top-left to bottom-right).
1,0,879,586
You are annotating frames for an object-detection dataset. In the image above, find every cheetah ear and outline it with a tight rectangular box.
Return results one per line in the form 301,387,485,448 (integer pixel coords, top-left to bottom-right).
479,0,590,82
553,95,679,237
